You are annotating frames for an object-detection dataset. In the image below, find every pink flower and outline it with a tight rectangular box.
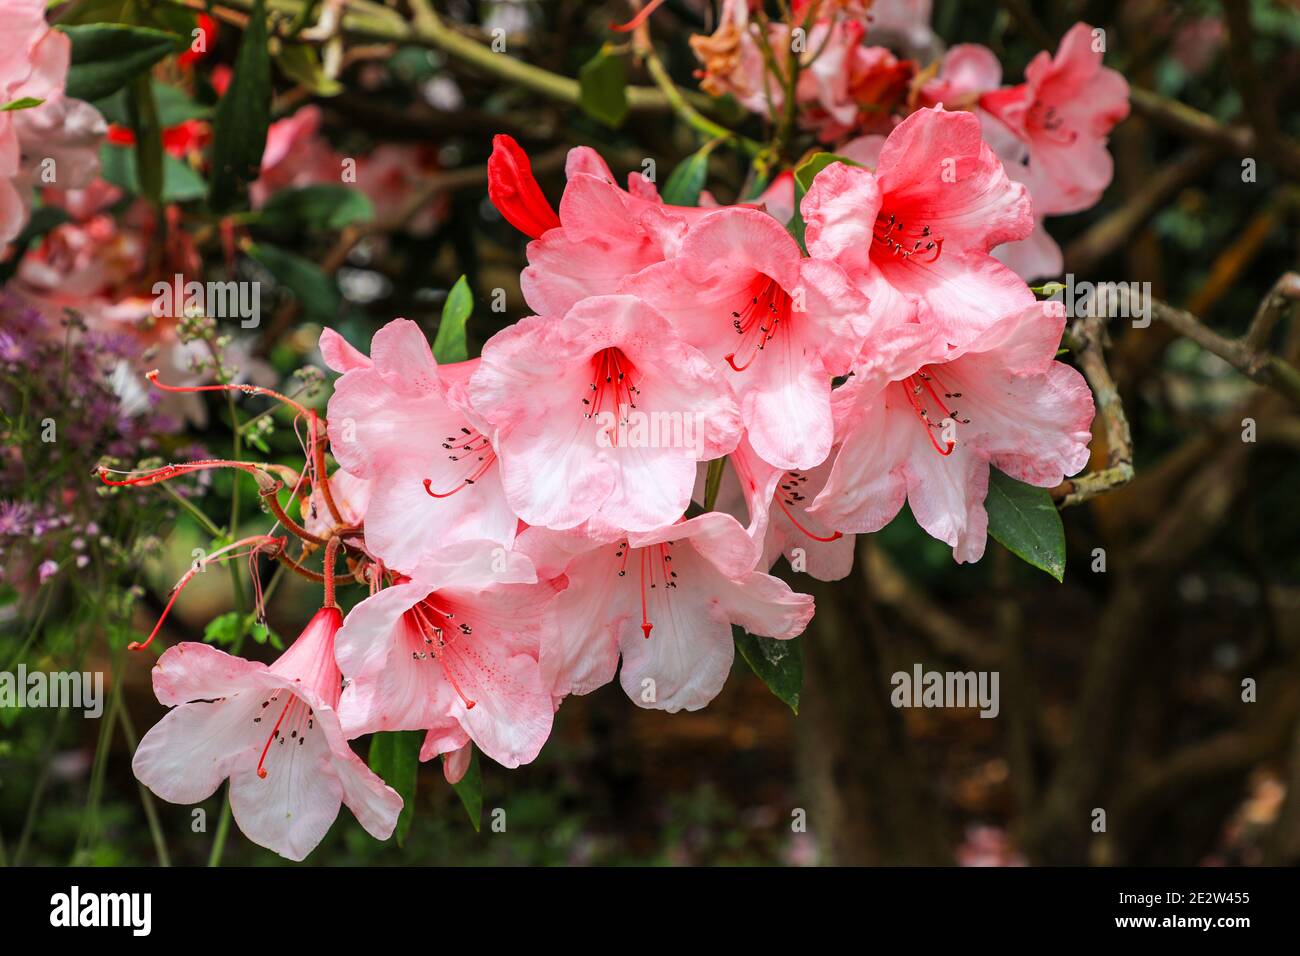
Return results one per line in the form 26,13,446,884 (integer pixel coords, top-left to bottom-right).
808,301,1094,562
980,22,1130,216
701,170,795,225
527,513,814,711
626,206,873,470
1,0,104,244
356,143,449,237
919,43,1001,108
717,435,856,581
249,105,341,207
800,106,1034,347
469,294,741,534
334,542,557,769
689,0,780,118
324,320,518,573
500,137,715,318
132,607,403,861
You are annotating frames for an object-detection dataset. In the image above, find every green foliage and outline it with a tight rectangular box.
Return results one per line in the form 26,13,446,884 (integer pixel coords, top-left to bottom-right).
985,469,1066,581
246,242,342,324
60,23,185,102
209,0,272,212
660,140,721,206
578,47,629,128
448,747,483,832
368,731,423,845
433,276,473,364
735,627,803,714
257,185,375,235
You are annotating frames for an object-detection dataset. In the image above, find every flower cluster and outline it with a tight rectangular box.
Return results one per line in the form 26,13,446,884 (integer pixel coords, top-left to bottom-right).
101,13,1123,861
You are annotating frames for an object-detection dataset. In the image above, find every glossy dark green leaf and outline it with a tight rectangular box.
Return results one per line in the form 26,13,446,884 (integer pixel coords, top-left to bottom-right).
246,242,342,324
735,627,802,714
127,75,163,206
448,747,483,832
60,24,184,102
368,731,422,846
985,468,1066,581
209,0,271,212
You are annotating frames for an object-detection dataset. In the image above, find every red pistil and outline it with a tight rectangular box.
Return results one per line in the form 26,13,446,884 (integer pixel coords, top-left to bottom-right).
726,276,792,372
423,426,497,497
256,693,300,779
900,368,969,456
775,472,843,542
873,212,943,263
131,535,285,651
582,348,640,437
409,601,477,710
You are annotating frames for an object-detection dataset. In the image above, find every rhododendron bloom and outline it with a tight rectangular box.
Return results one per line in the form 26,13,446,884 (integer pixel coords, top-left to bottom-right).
800,106,1034,347
529,513,814,711
626,206,872,470
809,301,1094,562
469,294,742,533
980,22,1130,216
335,543,557,768
132,607,402,861
704,435,855,582
2,0,104,243
493,136,716,318
325,320,517,573
250,105,341,207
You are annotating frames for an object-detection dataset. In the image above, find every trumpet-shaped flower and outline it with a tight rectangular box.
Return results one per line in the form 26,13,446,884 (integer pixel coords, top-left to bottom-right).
808,301,1093,562
132,607,402,861
469,294,742,535
335,542,557,769
626,207,873,470
528,513,814,712
324,320,517,573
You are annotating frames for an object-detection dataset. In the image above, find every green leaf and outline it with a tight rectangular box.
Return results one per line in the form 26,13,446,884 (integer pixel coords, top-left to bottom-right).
578,47,628,128
735,627,802,714
275,44,343,96
660,140,720,207
368,731,422,846
985,468,1066,581
789,152,858,251
209,0,271,212
0,97,44,112
447,747,482,832
246,242,342,324
127,75,163,207
702,456,726,512
203,611,248,647
99,143,207,203
92,82,210,128
59,24,185,102
257,185,374,235
433,275,472,364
